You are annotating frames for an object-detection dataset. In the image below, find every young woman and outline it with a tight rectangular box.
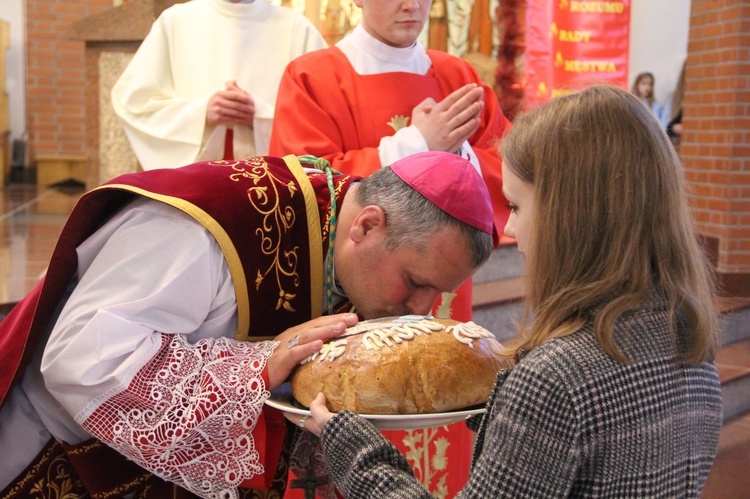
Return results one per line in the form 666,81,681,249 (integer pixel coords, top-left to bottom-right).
295,85,723,497
631,71,669,129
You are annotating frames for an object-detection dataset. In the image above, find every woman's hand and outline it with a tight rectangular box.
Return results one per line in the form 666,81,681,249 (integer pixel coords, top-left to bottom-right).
284,393,334,437
267,313,358,391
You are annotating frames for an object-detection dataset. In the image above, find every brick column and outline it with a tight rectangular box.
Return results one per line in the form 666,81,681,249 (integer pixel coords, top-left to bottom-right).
681,0,750,297
26,1,112,160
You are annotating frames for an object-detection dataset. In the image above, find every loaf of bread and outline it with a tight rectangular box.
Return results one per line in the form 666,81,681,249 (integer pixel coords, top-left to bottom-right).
290,317,510,414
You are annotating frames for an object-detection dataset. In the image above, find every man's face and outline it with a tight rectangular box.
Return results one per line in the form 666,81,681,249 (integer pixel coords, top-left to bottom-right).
338,223,476,320
355,0,432,48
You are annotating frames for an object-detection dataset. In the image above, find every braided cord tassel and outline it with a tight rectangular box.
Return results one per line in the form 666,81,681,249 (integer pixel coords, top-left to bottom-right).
298,155,339,315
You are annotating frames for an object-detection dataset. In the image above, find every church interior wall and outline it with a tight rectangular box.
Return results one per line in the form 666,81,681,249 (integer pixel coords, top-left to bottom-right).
0,0,691,168
628,0,691,116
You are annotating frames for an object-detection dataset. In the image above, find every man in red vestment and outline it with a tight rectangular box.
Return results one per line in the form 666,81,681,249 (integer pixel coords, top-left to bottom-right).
269,0,511,248
0,152,494,499
269,0,512,494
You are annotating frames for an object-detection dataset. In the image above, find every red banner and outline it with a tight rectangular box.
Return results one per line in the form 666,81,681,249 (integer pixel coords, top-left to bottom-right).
524,0,630,110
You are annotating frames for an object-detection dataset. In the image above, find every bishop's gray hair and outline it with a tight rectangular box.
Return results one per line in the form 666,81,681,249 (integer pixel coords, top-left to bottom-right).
354,166,493,268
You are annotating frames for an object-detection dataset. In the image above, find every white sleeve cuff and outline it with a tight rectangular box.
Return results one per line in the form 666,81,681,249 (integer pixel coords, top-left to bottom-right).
378,125,429,167
457,141,484,177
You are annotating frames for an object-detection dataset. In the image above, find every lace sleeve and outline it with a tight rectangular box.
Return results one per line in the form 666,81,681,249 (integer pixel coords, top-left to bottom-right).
80,333,278,499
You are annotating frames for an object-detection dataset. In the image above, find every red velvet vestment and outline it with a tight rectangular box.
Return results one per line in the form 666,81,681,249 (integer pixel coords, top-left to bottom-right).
0,156,357,498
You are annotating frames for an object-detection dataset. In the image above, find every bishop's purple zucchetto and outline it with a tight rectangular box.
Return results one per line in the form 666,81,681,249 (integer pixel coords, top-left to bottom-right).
389,151,493,235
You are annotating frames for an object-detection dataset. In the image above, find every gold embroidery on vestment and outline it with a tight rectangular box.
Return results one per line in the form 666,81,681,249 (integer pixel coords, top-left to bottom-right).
402,428,451,498
221,157,300,313
387,115,410,132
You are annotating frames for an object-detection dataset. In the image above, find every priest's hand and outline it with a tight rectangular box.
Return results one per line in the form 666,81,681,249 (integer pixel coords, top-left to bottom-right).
206,80,255,127
412,83,484,153
284,393,333,437
267,313,359,391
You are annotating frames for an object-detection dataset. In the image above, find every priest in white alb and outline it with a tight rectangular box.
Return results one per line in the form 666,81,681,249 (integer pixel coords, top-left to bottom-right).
111,0,326,170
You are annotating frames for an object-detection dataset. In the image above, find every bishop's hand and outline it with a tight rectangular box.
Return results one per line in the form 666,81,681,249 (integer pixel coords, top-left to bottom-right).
267,313,359,391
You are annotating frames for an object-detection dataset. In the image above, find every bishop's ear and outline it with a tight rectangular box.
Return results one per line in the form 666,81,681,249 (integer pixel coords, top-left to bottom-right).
349,205,387,243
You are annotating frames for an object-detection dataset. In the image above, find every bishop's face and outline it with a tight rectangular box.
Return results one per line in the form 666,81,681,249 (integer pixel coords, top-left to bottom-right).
336,218,475,320
354,0,432,48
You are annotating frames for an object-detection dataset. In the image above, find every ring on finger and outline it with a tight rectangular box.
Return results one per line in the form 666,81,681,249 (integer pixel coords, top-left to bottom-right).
298,415,309,428
286,335,299,349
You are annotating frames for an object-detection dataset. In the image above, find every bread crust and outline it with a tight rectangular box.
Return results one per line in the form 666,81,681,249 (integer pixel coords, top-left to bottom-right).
290,317,510,414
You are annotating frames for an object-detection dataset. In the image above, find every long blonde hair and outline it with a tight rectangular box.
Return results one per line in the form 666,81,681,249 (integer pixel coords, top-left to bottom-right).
500,85,718,364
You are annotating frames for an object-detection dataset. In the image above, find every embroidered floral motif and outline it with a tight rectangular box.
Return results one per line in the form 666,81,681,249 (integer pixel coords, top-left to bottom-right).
3,440,88,498
387,115,410,132
216,157,301,312
403,428,452,499
434,292,456,319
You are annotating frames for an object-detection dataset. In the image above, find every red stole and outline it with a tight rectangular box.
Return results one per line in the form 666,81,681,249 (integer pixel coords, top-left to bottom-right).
224,128,235,160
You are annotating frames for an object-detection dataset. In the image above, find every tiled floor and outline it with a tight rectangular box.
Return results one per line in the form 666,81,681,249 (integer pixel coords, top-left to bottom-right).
0,183,82,303
1,181,749,498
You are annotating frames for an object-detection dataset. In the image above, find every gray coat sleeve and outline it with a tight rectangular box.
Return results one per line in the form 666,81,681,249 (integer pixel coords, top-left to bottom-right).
318,363,581,498
320,410,433,498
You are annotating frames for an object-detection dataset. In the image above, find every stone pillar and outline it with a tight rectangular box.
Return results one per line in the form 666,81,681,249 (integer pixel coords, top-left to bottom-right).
682,0,750,298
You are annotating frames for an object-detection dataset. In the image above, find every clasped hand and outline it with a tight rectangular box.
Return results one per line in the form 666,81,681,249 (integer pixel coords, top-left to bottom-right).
412,83,485,153
206,80,256,127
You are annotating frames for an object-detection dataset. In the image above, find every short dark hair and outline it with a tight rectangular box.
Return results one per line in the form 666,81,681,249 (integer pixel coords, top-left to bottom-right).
355,167,493,268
